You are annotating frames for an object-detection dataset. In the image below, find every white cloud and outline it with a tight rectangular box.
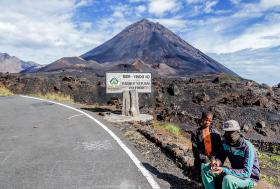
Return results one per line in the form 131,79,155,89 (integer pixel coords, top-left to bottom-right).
148,0,182,16
212,22,280,53
135,5,146,13
181,0,280,54
0,0,105,64
111,4,133,18
210,47,280,85
184,0,219,16
204,0,218,13
260,0,280,9
233,0,280,18
151,18,188,31
230,0,241,5
79,22,93,31
185,0,203,4
75,0,94,7
128,0,147,2
112,10,124,18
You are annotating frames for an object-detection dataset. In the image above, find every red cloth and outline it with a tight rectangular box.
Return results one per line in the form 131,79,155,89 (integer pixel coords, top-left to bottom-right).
202,127,212,157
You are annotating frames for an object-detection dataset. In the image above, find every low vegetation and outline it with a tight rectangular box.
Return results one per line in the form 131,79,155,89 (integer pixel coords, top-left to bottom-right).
152,121,184,137
151,121,192,149
30,92,74,103
257,151,280,186
0,83,14,96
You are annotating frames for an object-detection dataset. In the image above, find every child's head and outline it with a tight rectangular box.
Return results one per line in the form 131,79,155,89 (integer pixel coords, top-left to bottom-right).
201,111,213,128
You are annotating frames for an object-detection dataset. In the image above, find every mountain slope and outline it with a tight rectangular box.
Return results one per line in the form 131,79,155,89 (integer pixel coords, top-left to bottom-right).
0,53,41,73
37,57,103,73
81,19,237,76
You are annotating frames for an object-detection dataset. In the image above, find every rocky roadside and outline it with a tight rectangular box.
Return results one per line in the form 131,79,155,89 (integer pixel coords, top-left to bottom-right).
1,72,280,147
112,121,203,189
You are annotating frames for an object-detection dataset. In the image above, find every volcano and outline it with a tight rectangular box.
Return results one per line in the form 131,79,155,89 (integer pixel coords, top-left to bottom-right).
81,19,237,76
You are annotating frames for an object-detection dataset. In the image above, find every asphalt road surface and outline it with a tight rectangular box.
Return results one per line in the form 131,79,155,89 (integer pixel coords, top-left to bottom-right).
0,96,160,189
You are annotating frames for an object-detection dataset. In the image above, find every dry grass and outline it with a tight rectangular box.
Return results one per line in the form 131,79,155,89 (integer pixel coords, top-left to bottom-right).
152,121,192,148
0,83,14,96
30,92,74,103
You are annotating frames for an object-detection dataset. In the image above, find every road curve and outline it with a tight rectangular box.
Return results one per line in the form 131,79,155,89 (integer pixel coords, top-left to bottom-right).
0,96,160,189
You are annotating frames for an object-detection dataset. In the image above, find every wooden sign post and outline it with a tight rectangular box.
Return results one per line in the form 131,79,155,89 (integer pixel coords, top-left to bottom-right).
106,72,151,117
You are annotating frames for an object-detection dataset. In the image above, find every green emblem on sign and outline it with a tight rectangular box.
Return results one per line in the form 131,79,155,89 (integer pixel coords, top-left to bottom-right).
109,77,119,87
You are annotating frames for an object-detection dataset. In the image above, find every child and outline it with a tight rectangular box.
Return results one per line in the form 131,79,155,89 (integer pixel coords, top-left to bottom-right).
191,111,222,177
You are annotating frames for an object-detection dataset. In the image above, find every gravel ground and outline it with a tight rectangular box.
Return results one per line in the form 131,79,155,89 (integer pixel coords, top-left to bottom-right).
113,122,203,189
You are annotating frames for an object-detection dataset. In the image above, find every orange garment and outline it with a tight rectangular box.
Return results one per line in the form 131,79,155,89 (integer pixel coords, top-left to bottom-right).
202,127,212,157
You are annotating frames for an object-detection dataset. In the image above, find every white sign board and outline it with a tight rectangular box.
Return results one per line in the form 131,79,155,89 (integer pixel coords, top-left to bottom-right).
106,72,152,93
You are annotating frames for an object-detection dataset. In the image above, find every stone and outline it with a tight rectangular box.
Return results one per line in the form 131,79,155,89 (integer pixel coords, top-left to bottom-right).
193,92,210,104
212,105,226,119
212,77,220,83
107,97,121,106
189,78,195,83
253,97,270,108
242,123,251,132
62,76,75,82
173,148,184,157
181,156,194,167
255,121,267,136
256,121,266,129
167,83,180,96
245,81,253,87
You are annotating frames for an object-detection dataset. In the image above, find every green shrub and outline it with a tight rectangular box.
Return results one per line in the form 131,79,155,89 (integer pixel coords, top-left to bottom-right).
164,124,181,135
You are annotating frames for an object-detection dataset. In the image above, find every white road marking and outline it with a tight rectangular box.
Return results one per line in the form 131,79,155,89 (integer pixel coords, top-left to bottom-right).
20,95,161,189
67,113,84,120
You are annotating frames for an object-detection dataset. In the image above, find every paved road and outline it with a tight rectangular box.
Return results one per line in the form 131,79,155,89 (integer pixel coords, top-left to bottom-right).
0,96,159,189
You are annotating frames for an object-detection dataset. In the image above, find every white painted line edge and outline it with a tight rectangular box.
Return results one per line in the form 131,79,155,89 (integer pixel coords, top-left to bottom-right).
19,95,161,189
67,113,84,119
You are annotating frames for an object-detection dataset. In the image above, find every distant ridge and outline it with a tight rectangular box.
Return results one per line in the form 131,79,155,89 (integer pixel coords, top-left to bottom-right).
0,52,41,73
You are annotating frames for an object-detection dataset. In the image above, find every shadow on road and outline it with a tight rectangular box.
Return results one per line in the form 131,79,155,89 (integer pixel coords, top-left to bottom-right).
81,107,121,114
142,162,203,189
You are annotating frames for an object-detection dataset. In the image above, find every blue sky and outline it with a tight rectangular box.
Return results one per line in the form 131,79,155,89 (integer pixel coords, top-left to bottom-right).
0,0,279,85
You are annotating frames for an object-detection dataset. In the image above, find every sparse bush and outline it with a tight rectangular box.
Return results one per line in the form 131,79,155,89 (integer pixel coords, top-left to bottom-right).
30,92,74,103
0,83,13,96
270,155,280,163
257,150,280,186
164,124,181,135
152,121,184,137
